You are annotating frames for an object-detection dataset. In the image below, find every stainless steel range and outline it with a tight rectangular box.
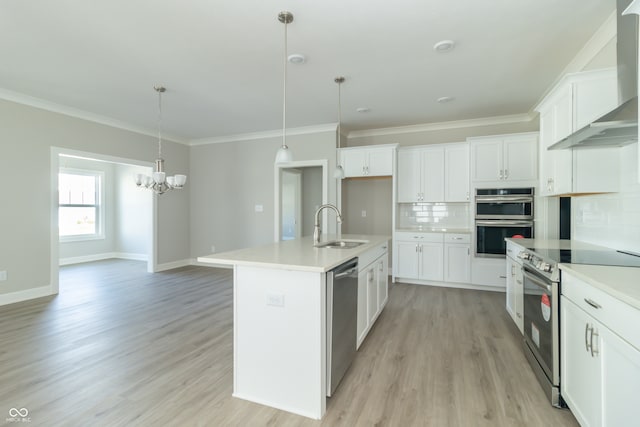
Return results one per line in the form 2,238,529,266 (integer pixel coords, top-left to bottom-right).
517,245,640,408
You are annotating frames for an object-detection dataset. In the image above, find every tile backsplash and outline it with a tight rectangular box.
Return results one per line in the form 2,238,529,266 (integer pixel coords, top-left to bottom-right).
397,202,471,229
572,143,640,254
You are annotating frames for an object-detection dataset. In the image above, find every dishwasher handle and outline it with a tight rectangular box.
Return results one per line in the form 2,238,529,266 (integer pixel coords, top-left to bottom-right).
334,268,358,279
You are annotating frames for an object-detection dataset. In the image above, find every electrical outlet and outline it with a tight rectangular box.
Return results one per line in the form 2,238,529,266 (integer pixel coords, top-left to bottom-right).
210,245,216,253
361,210,367,217
255,204,264,213
0,271,7,281
266,293,285,307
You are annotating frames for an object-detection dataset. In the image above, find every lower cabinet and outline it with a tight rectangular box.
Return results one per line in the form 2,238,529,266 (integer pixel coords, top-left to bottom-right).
357,245,389,349
505,253,524,334
394,232,470,285
561,272,640,427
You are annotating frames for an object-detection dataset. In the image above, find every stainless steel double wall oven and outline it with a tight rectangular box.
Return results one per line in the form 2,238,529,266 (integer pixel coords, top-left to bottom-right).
475,188,534,257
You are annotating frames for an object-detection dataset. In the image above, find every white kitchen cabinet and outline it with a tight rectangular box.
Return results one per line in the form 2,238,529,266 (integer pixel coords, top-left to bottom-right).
397,143,469,202
561,271,640,427
340,145,396,178
505,253,524,334
357,243,389,348
536,68,620,196
443,234,471,284
394,232,472,286
470,133,538,186
470,257,507,289
445,144,470,202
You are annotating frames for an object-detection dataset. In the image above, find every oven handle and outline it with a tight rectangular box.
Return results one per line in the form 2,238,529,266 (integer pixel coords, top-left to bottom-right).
475,197,533,203
475,220,534,227
523,268,552,293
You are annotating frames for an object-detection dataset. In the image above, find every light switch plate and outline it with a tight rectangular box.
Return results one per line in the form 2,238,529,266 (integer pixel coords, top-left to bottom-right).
0,271,7,281
266,293,285,307
255,204,264,213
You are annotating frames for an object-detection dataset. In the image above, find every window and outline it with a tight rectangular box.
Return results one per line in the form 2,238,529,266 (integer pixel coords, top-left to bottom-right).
58,169,104,240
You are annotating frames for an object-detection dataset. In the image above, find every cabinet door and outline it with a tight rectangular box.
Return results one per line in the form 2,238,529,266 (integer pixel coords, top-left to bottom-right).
419,242,444,282
552,86,574,195
357,268,369,347
444,243,470,284
471,139,503,182
561,297,602,427
397,150,422,202
395,241,420,279
503,135,537,182
367,147,393,176
367,267,378,325
421,147,445,201
377,256,389,310
505,256,517,321
600,322,640,427
514,266,524,334
445,144,469,202
573,70,617,130
342,149,367,177
554,84,574,142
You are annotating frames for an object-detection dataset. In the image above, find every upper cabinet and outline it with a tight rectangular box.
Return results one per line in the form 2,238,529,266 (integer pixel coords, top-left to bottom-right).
536,68,621,196
397,142,469,203
340,144,396,178
469,132,538,187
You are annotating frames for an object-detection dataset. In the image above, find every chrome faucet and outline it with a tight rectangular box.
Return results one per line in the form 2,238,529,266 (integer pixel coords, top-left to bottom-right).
313,204,343,245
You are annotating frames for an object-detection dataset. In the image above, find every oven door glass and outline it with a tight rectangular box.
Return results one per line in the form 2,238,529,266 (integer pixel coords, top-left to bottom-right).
475,198,533,219
475,221,533,257
523,267,554,381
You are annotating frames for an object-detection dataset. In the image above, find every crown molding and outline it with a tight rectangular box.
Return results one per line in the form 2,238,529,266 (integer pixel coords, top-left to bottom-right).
188,123,338,146
347,113,535,139
0,88,188,145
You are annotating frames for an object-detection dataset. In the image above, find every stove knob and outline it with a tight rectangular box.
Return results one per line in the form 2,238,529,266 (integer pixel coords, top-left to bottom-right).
517,251,530,260
538,262,552,272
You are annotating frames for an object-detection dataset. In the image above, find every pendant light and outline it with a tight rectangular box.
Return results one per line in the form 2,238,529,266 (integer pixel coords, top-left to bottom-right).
135,86,187,194
333,76,345,179
275,11,294,164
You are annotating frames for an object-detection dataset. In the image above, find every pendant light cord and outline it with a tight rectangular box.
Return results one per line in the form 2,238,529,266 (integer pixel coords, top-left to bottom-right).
337,80,341,162
157,88,163,159
282,18,288,149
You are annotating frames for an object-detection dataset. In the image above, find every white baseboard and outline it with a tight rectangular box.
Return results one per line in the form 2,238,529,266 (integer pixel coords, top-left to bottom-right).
60,252,148,266
155,259,192,272
0,285,56,306
190,259,233,269
394,278,505,293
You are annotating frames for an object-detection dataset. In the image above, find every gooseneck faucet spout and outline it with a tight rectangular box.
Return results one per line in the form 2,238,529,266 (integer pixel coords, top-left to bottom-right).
313,204,343,245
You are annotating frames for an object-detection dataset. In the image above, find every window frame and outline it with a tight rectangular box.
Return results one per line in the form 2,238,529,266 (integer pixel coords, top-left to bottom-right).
58,168,105,242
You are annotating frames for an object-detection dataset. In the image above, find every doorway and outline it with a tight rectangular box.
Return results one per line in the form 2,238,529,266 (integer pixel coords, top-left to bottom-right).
274,160,328,242
50,148,156,294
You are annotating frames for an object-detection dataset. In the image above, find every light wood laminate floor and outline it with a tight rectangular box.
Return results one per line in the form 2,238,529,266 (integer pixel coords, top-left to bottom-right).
0,260,578,426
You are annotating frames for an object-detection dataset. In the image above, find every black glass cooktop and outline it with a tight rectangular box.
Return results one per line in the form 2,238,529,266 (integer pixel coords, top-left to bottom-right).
526,248,640,268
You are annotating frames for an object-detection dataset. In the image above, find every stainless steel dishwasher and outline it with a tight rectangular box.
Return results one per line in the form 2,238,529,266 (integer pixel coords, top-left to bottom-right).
326,257,358,397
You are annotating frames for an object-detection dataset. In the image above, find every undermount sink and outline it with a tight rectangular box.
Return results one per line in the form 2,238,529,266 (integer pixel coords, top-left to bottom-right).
315,240,367,249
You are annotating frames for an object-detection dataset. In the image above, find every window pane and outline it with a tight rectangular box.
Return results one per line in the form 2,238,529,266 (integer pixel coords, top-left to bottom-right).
59,173,96,205
59,206,96,236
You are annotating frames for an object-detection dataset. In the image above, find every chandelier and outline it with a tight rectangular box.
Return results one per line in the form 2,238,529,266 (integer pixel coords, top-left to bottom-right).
135,86,187,194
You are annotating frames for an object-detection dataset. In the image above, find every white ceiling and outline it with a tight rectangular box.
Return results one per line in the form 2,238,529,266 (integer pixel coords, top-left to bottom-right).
0,0,615,142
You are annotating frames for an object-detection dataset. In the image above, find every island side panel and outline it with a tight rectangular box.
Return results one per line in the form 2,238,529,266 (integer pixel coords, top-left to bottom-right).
233,265,327,419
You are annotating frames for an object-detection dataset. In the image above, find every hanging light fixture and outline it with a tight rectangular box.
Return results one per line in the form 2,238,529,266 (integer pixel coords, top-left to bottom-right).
275,11,294,164
135,86,187,194
333,76,345,179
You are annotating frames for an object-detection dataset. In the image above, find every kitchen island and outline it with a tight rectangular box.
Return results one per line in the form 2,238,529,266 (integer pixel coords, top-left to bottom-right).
197,234,390,419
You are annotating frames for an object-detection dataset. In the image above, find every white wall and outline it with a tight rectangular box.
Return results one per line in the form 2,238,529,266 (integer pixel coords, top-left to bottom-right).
115,163,152,257
0,98,189,300
189,130,338,256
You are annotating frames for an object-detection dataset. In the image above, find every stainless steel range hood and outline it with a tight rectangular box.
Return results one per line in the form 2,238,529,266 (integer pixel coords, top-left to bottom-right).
549,0,639,150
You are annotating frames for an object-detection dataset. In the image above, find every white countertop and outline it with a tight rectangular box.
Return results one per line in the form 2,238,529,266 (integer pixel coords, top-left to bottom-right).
559,263,640,311
396,227,472,234
197,234,390,273
505,238,640,311
504,238,605,251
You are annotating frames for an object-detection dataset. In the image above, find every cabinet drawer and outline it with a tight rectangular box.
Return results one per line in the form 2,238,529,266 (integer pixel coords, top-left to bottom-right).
359,243,389,270
443,233,470,244
562,272,640,351
395,231,444,243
